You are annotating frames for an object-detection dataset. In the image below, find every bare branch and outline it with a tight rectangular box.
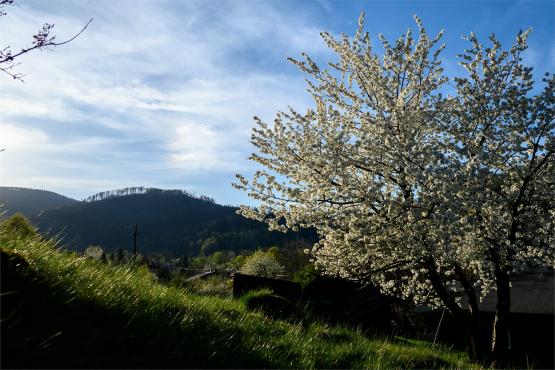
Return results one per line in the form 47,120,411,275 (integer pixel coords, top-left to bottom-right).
0,1,92,82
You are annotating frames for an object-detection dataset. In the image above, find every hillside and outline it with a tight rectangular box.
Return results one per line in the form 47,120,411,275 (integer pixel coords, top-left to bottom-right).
0,223,476,369
32,188,316,256
0,187,78,219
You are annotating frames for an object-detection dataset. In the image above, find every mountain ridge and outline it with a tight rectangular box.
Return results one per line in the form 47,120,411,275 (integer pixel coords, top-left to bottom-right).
0,186,79,219
2,187,315,257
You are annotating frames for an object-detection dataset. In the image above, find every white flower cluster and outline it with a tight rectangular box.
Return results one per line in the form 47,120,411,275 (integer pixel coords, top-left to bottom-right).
234,14,554,313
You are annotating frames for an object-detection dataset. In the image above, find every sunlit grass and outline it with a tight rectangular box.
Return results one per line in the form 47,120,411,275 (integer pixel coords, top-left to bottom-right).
1,229,481,369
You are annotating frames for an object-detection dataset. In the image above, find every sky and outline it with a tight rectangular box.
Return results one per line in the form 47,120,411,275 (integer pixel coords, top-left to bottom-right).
0,0,553,205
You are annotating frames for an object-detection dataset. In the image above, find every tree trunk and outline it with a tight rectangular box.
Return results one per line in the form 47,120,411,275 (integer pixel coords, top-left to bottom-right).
453,264,489,362
463,325,479,362
425,258,488,362
491,269,511,366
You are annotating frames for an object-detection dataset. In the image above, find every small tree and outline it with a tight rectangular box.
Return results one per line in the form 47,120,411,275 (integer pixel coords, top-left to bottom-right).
84,245,107,262
199,237,218,256
228,254,247,272
235,13,554,363
239,250,285,279
207,250,228,267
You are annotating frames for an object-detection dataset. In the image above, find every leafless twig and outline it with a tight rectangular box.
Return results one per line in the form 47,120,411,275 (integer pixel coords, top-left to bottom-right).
0,0,92,82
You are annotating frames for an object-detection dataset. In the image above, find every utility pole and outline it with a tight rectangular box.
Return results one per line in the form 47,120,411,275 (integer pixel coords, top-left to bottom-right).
133,224,139,256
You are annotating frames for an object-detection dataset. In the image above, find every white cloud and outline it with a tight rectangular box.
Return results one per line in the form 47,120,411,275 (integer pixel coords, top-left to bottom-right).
1,0,552,205
168,121,224,170
0,123,49,150
0,93,84,121
0,0,324,202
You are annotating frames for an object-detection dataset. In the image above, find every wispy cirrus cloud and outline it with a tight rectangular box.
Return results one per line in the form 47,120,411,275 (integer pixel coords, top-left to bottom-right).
0,0,328,202
0,0,552,204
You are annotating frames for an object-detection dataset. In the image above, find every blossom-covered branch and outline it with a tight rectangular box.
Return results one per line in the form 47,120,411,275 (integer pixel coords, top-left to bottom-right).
235,12,554,363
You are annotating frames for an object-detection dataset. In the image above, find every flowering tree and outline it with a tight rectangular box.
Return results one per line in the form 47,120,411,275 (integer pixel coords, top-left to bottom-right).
442,30,554,361
234,13,554,363
240,250,285,279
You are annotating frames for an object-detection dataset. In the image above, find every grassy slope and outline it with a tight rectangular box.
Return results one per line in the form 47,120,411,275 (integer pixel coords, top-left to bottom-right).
0,232,479,369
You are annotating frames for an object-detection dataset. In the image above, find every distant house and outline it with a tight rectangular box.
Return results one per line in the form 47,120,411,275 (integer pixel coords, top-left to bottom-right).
478,269,554,315
423,269,555,369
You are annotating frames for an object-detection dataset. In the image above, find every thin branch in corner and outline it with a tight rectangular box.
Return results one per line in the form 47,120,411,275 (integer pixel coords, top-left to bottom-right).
0,4,93,83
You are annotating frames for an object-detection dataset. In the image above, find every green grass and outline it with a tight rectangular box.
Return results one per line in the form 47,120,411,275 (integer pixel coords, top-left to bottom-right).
0,228,481,369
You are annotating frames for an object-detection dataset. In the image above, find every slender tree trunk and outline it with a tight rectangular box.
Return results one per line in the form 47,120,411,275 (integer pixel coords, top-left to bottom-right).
491,268,511,366
454,264,488,362
425,258,485,363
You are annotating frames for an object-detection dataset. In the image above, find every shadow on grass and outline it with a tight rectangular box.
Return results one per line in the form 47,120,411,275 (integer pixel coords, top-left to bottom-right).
1,249,270,369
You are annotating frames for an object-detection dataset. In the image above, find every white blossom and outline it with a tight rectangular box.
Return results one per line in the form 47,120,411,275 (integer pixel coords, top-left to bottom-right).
234,14,554,316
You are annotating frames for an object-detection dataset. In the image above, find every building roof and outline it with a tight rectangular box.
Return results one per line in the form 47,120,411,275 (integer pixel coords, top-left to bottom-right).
478,269,554,315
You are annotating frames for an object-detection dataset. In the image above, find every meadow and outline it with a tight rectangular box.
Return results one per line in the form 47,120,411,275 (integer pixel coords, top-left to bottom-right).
0,219,479,369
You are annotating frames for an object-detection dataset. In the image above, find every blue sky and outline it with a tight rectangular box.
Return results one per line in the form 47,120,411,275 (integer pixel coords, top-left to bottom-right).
0,0,553,205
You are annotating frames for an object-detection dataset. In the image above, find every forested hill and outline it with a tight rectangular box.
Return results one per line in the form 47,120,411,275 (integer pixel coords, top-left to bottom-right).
0,187,79,219
31,188,316,256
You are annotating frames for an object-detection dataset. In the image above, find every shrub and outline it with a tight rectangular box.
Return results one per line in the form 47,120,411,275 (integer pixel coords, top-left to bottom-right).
187,275,232,297
240,250,284,278
0,214,37,239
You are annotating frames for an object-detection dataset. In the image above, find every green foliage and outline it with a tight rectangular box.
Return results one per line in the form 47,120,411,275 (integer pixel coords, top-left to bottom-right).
228,254,246,271
110,248,126,264
199,236,218,256
0,213,37,239
207,250,228,267
168,273,192,290
239,287,275,303
267,246,280,258
177,254,189,267
189,256,207,269
292,263,318,288
187,275,232,298
0,230,478,369
240,250,285,278
275,240,313,279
